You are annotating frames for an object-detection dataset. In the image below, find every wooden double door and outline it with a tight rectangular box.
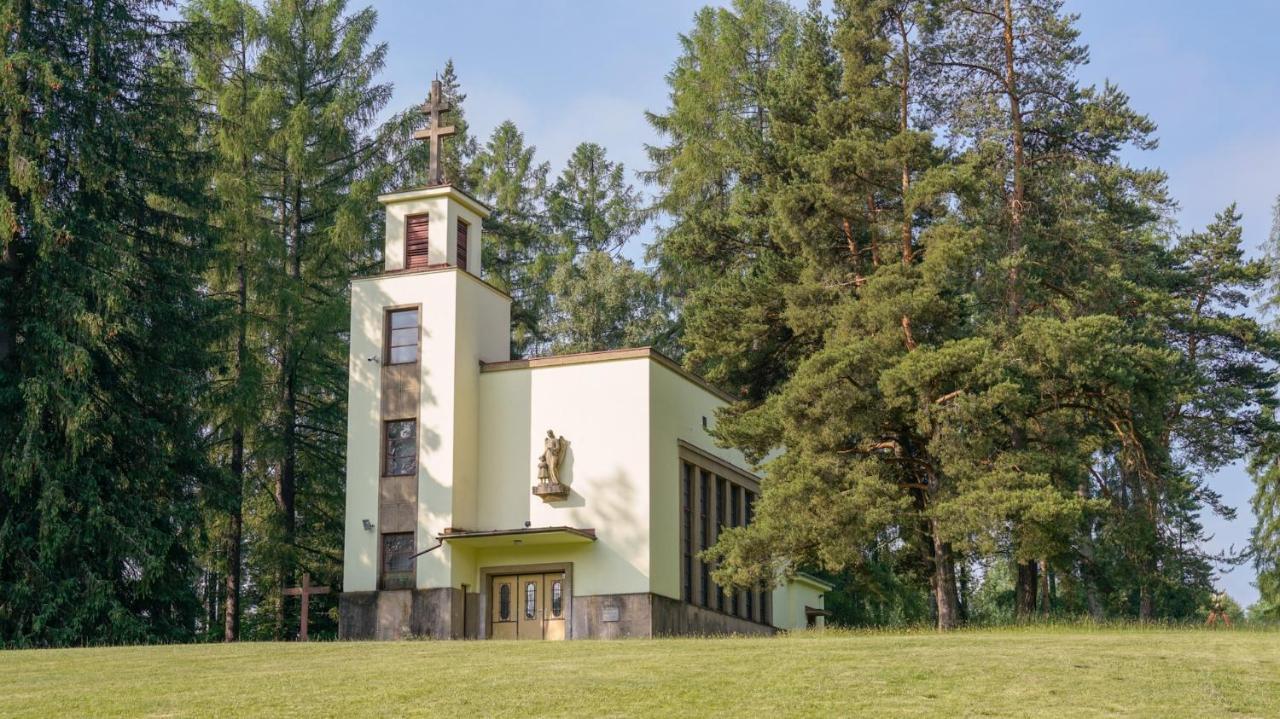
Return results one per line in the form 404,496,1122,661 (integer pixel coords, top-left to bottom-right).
490,572,567,640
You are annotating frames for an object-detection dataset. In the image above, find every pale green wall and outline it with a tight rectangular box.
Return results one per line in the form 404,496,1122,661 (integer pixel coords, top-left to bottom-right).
772,578,829,630
342,263,509,593
475,358,653,596
380,187,486,273
344,271,462,591
647,361,755,602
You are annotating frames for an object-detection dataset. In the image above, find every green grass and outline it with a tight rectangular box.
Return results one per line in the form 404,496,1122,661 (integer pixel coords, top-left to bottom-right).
3,627,1278,717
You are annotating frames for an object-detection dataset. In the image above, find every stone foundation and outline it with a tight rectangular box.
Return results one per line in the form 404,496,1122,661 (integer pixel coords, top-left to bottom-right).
571,593,775,639
339,588,463,640
342,590,774,640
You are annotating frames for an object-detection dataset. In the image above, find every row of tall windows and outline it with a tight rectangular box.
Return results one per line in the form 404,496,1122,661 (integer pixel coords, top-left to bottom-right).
679,455,770,624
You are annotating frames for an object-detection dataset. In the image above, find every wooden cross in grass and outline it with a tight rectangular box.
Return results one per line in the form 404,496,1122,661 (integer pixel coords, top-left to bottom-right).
283,573,331,642
413,78,456,186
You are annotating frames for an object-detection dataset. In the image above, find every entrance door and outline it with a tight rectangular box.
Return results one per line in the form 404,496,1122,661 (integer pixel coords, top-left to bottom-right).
490,572,566,640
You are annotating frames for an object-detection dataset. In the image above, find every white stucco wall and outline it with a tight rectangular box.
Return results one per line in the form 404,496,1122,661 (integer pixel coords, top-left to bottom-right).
380,186,486,273
647,360,753,601
474,357,653,596
772,576,830,630
342,267,509,593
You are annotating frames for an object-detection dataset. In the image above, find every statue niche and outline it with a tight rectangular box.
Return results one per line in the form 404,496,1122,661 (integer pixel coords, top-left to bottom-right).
533,430,570,501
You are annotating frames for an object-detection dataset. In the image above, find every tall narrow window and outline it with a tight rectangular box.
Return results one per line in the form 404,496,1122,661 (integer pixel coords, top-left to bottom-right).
716,475,727,611
386,308,420,365
381,532,414,588
405,214,429,268
550,580,563,618
456,218,470,271
731,484,741,617
498,584,511,621
681,463,693,602
525,582,537,619
745,489,756,621
384,420,417,476
699,470,710,608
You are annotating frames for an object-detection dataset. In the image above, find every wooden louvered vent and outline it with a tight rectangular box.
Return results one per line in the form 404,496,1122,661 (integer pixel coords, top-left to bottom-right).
456,218,469,272
405,214,429,268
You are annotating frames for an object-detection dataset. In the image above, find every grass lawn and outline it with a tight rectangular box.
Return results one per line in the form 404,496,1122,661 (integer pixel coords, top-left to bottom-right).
2,627,1278,717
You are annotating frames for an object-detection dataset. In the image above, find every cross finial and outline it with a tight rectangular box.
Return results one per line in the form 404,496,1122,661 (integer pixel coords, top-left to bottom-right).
413,78,456,186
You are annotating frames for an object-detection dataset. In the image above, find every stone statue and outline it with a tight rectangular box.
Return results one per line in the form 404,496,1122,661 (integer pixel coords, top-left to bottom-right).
538,430,565,485
1206,591,1232,627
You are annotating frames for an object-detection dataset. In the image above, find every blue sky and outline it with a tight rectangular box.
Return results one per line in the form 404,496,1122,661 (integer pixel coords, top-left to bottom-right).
369,0,1280,606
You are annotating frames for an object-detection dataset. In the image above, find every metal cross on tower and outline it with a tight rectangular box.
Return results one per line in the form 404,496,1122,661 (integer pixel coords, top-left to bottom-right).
413,78,456,186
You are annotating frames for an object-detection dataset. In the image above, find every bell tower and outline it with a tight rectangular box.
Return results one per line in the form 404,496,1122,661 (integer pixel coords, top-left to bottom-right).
340,81,511,639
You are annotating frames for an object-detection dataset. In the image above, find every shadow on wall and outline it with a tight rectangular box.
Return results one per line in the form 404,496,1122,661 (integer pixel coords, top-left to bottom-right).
570,467,648,577
478,367,534,529
360,281,454,502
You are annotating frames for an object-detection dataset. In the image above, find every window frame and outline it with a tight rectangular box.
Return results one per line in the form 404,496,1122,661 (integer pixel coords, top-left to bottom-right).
677,442,765,624
380,531,415,589
383,418,418,478
384,306,421,366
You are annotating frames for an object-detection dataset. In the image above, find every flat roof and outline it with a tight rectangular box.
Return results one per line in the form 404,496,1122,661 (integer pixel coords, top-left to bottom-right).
480,347,737,404
792,573,835,592
377,183,492,217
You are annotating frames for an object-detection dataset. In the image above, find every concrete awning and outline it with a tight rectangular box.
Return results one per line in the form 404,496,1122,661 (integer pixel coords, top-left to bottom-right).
436,526,597,549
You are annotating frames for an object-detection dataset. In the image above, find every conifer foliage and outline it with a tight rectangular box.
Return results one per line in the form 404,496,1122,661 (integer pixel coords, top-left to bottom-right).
0,0,217,645
650,0,1280,627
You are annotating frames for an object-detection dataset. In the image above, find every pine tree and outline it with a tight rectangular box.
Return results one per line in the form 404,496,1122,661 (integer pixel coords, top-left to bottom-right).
541,142,666,353
645,0,805,400
0,0,217,645
1251,195,1280,620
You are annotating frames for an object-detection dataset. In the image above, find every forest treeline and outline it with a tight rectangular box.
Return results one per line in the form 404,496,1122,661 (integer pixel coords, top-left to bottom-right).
1,0,1279,646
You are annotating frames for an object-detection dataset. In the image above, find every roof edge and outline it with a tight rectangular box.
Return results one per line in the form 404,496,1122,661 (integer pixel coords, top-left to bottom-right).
480,347,737,404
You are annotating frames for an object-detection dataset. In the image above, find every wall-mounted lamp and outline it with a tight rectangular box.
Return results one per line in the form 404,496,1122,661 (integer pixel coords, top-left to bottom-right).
362,519,375,532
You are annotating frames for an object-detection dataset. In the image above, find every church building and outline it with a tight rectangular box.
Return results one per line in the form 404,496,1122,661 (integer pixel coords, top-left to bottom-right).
338,82,829,640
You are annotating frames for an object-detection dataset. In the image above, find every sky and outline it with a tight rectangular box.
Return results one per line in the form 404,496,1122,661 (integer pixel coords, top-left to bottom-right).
368,0,1280,606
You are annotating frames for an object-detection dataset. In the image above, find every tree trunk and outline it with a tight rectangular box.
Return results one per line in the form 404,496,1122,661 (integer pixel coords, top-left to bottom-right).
1038,558,1051,617
1139,583,1153,622
930,521,961,630
1015,560,1038,619
223,241,248,641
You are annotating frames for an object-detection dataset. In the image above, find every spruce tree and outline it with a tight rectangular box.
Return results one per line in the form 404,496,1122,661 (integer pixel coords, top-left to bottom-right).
470,120,553,356
0,0,216,645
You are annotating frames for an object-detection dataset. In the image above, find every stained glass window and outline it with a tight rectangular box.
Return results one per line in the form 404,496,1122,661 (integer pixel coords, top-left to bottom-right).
385,420,416,476
550,580,563,617
381,533,414,576
525,582,537,619
499,584,511,621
